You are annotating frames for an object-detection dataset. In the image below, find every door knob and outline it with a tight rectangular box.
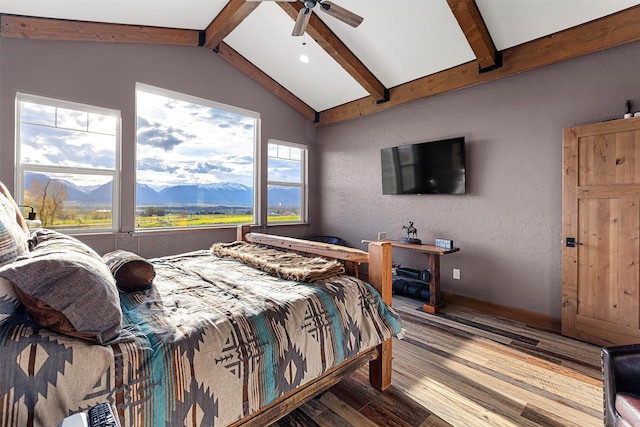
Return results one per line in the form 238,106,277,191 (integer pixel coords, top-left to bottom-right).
565,237,583,248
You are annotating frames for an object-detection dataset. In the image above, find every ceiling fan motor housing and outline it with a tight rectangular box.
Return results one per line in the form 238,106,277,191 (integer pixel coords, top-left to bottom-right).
303,0,317,9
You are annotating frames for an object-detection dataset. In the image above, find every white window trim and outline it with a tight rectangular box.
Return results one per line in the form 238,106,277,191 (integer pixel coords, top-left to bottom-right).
15,92,122,234
135,83,261,229
267,138,308,224
136,83,260,120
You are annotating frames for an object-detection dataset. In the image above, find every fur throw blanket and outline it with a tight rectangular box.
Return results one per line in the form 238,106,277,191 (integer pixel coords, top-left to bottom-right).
211,241,345,283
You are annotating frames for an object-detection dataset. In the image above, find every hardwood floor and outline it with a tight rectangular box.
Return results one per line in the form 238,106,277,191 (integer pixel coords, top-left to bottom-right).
271,295,603,427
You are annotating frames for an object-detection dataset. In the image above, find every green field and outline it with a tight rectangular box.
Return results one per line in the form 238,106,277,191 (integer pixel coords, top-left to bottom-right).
136,213,300,228
47,213,301,230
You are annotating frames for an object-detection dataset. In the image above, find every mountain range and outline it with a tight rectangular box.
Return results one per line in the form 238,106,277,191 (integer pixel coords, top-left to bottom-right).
24,173,299,207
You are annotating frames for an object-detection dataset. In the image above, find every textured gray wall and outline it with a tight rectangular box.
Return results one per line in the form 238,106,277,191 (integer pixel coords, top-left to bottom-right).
317,41,640,318
0,38,317,257
2,37,640,318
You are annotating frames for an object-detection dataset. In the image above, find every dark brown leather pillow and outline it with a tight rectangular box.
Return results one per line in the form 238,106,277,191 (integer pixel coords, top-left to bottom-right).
102,250,155,292
12,286,98,343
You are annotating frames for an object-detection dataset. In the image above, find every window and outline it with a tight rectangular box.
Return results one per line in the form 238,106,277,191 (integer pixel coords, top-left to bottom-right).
16,93,121,232
267,140,307,223
135,84,259,229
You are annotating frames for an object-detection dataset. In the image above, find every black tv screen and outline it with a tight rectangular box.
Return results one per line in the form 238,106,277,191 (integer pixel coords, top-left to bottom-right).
381,137,466,195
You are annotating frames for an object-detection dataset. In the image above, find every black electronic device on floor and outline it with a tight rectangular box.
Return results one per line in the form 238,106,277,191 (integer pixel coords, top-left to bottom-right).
396,266,430,283
392,267,431,302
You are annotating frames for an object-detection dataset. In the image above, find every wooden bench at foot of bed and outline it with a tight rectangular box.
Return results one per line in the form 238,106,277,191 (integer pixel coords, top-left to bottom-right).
234,225,394,426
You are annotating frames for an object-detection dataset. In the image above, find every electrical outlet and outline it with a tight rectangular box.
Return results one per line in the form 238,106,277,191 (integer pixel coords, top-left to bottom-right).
453,268,461,280
378,232,386,240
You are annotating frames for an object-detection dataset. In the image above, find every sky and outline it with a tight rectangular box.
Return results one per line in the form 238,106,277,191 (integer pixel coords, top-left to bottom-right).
20,102,117,171
19,89,301,191
136,89,256,189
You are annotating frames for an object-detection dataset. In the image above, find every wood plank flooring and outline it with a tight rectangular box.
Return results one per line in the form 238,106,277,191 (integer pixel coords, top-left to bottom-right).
271,295,603,427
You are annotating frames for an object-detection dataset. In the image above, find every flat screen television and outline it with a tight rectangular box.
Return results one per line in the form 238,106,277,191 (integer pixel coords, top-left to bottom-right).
381,137,466,195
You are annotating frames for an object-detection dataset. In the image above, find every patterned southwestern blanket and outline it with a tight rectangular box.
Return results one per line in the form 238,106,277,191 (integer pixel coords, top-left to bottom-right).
0,249,401,427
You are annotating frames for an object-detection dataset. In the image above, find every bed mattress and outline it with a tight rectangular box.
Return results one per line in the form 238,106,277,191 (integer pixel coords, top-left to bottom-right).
0,249,401,427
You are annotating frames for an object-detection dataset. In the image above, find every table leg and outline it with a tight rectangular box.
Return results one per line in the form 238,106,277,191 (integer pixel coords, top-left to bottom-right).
422,253,447,314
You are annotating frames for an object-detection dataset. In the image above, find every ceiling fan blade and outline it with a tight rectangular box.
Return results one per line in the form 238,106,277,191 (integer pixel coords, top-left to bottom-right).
292,8,312,36
244,0,296,2
320,1,363,27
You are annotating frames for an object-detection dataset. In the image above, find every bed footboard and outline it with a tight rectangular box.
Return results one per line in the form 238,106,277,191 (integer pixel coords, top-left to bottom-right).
366,240,393,391
231,347,379,426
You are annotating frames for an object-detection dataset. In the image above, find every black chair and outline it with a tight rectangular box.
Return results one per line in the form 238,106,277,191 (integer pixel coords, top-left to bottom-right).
602,344,640,426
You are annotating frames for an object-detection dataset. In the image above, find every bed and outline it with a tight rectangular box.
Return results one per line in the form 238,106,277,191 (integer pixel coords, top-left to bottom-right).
0,193,401,427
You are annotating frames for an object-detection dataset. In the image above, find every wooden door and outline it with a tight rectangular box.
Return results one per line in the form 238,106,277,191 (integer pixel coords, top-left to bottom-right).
562,117,640,346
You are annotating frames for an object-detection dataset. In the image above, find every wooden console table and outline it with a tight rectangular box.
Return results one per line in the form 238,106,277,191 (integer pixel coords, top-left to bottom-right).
364,240,460,314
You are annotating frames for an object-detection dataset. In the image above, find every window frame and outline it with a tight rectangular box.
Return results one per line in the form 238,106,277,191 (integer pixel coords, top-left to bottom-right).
134,83,261,230
267,139,308,224
15,92,122,234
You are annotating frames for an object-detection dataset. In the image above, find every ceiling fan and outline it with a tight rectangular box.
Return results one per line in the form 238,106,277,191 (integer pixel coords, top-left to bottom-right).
250,0,363,36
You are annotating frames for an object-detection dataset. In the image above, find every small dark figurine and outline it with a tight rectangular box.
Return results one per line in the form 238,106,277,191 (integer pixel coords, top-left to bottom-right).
401,221,421,244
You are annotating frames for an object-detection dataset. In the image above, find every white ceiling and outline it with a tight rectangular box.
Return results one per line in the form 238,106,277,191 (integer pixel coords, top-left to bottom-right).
1,0,639,112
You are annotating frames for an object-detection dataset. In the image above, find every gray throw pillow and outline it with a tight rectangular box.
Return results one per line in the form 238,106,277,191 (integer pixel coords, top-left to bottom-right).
0,229,122,344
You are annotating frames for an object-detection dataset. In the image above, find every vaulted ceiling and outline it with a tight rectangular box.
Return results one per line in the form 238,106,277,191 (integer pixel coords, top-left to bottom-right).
1,0,640,126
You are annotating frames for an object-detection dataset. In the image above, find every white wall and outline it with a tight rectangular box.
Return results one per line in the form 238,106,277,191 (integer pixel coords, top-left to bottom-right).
317,41,640,318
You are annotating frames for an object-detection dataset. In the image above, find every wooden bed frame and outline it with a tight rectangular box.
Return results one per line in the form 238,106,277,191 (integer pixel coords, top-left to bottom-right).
233,225,394,426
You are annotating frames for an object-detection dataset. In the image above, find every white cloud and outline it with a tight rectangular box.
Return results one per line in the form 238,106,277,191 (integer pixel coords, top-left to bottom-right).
136,89,256,187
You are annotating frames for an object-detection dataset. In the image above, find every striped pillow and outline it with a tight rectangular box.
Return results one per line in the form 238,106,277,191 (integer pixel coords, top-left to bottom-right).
0,192,29,323
0,277,21,325
0,192,29,267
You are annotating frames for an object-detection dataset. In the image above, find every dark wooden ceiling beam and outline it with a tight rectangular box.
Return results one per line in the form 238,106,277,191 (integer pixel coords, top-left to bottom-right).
0,14,200,45
319,5,640,126
3,5,640,127
277,1,387,102
446,0,499,71
215,41,317,122
202,0,259,50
